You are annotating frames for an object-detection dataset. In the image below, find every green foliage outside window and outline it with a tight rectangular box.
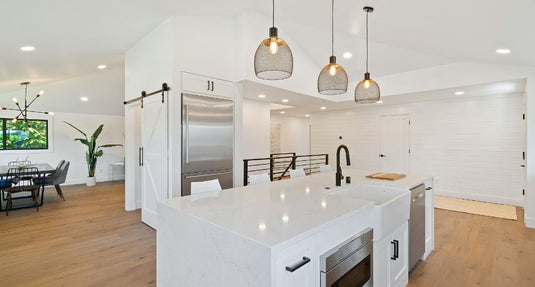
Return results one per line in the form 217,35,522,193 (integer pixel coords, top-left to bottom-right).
1,119,48,150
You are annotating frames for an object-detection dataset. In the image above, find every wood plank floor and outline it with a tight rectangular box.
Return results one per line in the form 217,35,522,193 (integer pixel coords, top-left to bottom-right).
2,181,535,286
409,207,535,287
0,181,155,287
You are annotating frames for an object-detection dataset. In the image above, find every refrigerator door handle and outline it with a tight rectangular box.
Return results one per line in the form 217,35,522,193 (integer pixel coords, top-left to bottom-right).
184,104,190,163
184,171,233,179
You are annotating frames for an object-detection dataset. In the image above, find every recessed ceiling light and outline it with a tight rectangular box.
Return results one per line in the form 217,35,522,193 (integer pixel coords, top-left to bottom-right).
97,64,107,69
80,97,89,102
320,106,327,110
376,100,383,104
282,99,289,103
280,111,285,114
39,90,44,95
20,46,35,52
305,114,310,117
496,48,511,54
343,52,352,59
258,94,266,98
455,91,465,95
48,112,55,115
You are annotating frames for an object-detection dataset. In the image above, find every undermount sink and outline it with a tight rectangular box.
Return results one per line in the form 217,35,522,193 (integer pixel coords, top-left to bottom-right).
325,183,411,240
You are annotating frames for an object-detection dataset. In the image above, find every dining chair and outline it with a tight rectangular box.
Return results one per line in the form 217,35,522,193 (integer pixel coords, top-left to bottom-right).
4,167,41,216
34,161,70,202
290,168,306,178
319,165,332,173
191,179,222,195
248,173,271,186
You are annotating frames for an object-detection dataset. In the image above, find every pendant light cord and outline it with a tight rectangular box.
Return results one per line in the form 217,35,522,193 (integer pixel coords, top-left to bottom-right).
272,0,275,27
366,10,369,73
331,0,334,57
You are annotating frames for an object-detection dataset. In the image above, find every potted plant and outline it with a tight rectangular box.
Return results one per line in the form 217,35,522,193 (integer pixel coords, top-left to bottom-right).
64,122,123,186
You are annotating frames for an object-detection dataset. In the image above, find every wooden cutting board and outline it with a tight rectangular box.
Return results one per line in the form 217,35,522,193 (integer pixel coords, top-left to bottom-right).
366,173,406,181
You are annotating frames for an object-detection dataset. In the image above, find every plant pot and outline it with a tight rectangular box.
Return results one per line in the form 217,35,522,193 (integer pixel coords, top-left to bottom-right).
86,176,96,186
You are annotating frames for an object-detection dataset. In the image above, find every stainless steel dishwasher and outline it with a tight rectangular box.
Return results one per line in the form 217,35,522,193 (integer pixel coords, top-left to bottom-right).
409,183,426,270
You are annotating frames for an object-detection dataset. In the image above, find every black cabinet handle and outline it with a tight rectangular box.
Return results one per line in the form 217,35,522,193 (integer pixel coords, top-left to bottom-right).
140,147,144,166
425,187,432,190
379,154,386,157
285,256,311,272
207,80,210,90
211,81,214,91
391,240,399,260
139,147,143,166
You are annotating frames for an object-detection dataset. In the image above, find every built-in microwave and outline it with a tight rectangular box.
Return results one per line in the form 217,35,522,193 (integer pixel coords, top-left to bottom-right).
320,228,373,287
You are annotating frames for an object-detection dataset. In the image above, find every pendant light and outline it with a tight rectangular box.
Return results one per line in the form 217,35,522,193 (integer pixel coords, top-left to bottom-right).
355,6,380,104
254,0,294,80
317,0,348,95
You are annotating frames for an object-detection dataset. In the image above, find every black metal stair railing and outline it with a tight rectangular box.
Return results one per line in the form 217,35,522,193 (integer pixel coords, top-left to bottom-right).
243,152,329,186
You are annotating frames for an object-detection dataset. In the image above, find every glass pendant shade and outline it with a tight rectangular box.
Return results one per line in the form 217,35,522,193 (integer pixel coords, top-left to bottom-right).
254,27,293,80
318,56,348,95
355,73,380,103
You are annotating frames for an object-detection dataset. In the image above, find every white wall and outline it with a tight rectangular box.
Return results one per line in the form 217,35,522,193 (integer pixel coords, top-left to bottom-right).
242,99,271,159
270,114,310,155
312,93,524,206
0,112,124,184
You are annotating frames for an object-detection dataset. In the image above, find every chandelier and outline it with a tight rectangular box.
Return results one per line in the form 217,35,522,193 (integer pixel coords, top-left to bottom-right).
1,82,53,132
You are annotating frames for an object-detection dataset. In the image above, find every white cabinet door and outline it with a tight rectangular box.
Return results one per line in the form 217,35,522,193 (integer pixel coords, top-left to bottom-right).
182,72,234,99
423,178,435,259
182,72,213,95
141,95,168,229
211,78,234,99
274,237,315,287
389,222,409,287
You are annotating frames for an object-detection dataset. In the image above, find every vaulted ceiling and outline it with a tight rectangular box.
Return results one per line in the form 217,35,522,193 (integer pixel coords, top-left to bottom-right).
1,0,532,102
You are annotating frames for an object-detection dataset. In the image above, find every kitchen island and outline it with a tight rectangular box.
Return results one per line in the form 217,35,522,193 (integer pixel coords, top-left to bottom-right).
157,169,434,287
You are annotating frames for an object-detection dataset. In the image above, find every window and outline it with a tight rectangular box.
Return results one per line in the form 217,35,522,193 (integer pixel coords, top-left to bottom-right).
1,118,48,150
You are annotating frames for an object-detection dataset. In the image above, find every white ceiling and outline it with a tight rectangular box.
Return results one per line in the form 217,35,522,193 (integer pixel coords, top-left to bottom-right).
242,79,526,118
1,0,533,101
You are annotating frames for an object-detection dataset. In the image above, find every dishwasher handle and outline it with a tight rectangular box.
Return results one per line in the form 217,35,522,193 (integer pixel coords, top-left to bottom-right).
412,192,424,202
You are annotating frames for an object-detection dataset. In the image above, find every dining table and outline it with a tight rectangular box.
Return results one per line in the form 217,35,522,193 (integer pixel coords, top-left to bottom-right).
0,163,56,211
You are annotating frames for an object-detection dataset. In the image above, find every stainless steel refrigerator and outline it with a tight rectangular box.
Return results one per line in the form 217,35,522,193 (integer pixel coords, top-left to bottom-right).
181,93,234,196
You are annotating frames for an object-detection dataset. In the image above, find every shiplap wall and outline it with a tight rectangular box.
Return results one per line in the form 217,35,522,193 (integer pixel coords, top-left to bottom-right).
311,93,525,206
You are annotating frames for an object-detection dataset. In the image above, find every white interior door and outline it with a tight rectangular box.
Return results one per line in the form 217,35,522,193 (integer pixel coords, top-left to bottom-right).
141,96,168,229
379,115,410,174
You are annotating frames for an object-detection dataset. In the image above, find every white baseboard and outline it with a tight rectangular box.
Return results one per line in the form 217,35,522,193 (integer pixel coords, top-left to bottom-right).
435,190,524,207
63,175,125,186
525,215,535,229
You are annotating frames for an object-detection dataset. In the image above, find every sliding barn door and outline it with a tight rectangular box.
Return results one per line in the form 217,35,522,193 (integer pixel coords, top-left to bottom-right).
141,96,168,229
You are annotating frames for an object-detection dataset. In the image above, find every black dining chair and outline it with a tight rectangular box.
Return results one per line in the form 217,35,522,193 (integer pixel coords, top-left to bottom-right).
4,167,41,216
34,161,70,202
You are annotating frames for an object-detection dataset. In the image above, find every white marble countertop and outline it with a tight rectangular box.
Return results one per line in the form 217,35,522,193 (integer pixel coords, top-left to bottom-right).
160,169,431,248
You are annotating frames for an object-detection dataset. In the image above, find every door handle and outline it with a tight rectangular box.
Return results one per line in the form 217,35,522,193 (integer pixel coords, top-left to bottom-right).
391,240,399,260
184,104,190,163
379,154,386,157
139,147,142,166
285,257,311,272
184,171,233,179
